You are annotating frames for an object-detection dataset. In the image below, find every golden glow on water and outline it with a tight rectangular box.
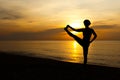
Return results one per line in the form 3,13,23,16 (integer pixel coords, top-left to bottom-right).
66,41,83,63
73,41,78,53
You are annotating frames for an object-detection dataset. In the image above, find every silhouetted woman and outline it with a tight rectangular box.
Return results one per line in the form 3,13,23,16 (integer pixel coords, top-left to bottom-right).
64,19,97,65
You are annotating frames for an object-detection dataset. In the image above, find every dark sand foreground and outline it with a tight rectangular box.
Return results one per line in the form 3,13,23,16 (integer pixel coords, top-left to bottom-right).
0,52,120,80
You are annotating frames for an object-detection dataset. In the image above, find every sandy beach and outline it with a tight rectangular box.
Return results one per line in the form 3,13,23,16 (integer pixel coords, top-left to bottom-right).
0,51,120,80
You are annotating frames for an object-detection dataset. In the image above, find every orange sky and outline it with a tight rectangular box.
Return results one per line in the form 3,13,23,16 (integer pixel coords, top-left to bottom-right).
0,0,120,40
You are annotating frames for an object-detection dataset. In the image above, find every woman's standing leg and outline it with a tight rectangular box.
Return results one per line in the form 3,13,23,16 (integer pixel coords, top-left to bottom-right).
83,46,89,65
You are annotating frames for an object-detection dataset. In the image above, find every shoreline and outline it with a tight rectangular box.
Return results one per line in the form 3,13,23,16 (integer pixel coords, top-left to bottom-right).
0,52,120,80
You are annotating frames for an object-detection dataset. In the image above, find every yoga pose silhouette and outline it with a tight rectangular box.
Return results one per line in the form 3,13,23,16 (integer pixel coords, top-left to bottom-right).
64,19,97,65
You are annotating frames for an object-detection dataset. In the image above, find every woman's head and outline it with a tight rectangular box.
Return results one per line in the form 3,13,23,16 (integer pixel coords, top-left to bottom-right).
84,19,91,28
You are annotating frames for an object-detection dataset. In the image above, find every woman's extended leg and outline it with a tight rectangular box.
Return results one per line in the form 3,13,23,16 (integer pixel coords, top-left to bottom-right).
64,27,83,46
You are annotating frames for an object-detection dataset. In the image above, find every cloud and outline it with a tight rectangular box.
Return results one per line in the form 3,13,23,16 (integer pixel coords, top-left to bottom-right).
93,24,118,29
0,8,24,20
0,28,65,40
0,27,120,40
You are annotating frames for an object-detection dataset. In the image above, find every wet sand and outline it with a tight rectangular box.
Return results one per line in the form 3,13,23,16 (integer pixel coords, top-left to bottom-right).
0,52,120,80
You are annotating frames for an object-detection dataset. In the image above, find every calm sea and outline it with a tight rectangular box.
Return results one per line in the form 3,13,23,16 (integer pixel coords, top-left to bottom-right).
0,41,120,68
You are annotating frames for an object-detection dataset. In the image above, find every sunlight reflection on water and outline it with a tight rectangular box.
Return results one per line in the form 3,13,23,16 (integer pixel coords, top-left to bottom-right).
0,41,120,68
65,41,83,63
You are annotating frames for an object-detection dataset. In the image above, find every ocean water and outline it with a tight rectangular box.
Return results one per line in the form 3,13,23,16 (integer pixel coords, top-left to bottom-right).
0,41,120,68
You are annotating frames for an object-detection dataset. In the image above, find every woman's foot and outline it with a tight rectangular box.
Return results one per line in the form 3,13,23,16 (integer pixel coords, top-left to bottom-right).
64,25,69,31
64,27,67,31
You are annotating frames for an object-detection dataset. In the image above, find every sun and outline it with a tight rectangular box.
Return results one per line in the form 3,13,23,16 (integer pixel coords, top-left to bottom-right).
69,22,84,29
69,22,80,28
69,22,84,34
